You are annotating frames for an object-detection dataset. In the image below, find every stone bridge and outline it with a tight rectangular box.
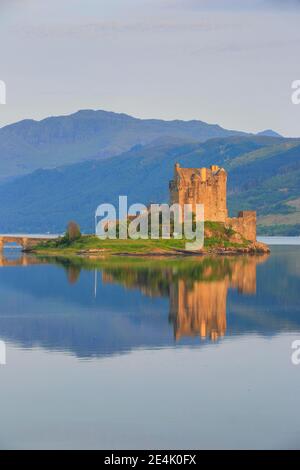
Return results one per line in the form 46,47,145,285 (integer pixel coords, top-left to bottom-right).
0,235,56,251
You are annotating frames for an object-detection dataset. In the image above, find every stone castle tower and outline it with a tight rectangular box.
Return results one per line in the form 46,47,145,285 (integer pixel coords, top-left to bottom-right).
169,163,257,241
169,163,228,222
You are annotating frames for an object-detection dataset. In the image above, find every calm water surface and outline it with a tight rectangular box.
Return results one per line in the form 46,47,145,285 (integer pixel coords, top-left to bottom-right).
0,243,300,449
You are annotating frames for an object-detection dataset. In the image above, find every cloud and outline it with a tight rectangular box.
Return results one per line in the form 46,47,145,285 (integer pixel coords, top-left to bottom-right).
18,19,240,38
0,0,30,9
162,0,300,10
192,37,300,55
270,0,300,5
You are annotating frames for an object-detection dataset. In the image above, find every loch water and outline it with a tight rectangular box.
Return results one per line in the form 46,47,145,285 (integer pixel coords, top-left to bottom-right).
0,242,299,449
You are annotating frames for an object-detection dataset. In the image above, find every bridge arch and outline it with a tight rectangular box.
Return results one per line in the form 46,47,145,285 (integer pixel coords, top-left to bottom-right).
0,236,53,252
0,237,29,251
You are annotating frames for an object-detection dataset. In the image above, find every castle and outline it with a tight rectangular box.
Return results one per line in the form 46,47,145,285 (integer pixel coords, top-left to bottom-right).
169,163,256,242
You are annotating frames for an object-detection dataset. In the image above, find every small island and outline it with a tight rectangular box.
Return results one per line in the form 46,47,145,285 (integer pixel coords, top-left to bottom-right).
28,164,269,257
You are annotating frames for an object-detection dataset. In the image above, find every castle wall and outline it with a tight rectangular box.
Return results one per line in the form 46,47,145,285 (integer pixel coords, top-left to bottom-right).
169,164,257,242
226,211,256,242
169,164,228,222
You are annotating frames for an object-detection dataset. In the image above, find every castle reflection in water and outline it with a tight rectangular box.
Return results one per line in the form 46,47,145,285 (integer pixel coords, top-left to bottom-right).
99,255,269,342
1,248,300,358
0,252,269,342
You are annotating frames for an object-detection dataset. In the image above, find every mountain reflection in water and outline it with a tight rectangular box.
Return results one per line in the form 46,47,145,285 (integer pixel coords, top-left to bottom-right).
0,248,299,358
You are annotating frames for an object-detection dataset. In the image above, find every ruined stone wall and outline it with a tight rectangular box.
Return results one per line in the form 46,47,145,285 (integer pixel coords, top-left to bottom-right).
169,164,258,241
226,211,256,242
169,163,228,222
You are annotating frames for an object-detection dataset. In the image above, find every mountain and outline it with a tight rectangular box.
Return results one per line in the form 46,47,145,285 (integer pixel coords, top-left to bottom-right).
257,129,282,138
0,134,299,235
0,109,247,181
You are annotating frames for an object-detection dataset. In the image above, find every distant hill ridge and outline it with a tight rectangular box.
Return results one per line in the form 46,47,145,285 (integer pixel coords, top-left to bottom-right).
0,109,251,181
256,129,282,138
0,133,299,235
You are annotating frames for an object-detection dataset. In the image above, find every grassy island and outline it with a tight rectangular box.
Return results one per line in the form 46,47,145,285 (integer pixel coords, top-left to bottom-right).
29,222,269,257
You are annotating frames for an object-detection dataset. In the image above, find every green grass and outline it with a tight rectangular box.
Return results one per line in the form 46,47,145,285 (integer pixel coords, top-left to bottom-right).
33,221,251,255
203,221,248,248
35,235,187,254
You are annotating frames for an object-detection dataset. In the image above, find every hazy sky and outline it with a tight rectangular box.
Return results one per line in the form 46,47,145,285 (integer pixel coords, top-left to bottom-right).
0,0,300,136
